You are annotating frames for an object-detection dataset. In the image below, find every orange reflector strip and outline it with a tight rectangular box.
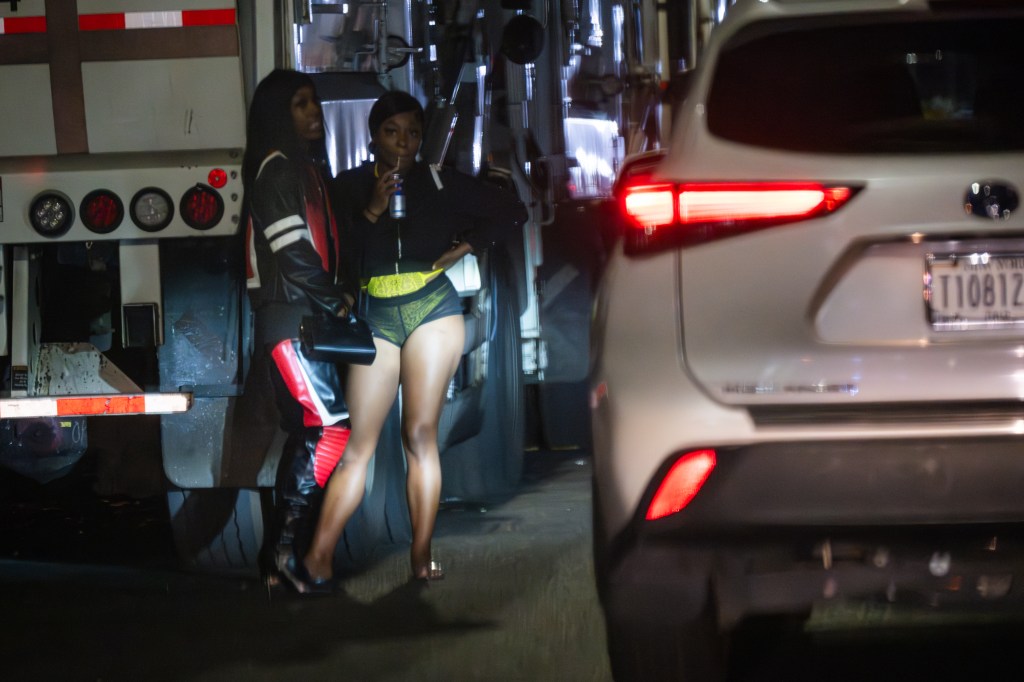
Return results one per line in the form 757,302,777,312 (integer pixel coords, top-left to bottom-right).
58,396,146,416
0,394,191,419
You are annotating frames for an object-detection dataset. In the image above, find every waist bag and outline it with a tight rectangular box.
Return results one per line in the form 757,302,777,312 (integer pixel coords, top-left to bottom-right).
365,269,444,298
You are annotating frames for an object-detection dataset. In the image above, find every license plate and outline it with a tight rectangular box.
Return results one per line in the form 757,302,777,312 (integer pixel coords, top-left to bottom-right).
926,253,1024,330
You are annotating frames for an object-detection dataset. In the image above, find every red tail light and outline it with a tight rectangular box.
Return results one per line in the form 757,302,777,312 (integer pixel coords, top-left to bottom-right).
80,190,124,234
646,449,717,521
180,184,224,230
620,181,857,253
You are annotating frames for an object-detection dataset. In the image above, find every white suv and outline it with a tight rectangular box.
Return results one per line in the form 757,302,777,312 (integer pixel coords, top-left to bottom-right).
590,1,1024,679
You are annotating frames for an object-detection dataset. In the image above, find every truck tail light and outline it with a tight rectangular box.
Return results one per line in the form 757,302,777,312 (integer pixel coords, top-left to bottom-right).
29,192,74,238
646,449,717,521
619,181,858,254
180,184,224,230
80,190,124,234
131,188,174,232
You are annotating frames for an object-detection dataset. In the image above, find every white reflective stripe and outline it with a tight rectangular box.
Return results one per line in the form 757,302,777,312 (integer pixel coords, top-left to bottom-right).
144,394,192,413
0,394,191,419
0,399,59,418
256,151,286,179
125,11,183,28
265,215,304,240
267,223,309,253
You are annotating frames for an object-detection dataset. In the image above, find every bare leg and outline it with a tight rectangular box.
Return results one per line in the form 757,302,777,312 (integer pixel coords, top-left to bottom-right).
302,337,401,580
399,314,464,578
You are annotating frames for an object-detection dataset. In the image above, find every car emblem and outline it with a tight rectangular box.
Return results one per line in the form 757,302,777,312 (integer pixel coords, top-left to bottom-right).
965,181,1019,220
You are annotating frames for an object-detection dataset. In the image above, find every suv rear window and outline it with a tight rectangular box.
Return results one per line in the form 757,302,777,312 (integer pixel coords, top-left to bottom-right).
706,15,1024,153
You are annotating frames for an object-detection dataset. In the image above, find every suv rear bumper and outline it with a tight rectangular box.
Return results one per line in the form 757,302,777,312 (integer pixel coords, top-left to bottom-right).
604,525,1024,632
657,436,1024,527
600,436,1024,629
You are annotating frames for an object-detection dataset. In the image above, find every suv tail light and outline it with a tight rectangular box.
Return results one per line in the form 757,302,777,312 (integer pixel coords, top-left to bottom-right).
619,181,858,253
646,449,717,521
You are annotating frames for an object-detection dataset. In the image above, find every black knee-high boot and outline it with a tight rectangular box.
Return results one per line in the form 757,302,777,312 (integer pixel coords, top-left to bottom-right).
273,428,325,566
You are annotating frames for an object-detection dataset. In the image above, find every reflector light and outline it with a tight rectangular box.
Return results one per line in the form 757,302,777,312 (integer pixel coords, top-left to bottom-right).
130,188,174,232
78,9,237,31
29,192,74,238
208,168,228,189
180,184,224,230
646,449,717,521
80,190,124,234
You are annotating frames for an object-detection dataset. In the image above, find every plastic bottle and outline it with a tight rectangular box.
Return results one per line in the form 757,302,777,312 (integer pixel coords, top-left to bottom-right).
389,174,406,219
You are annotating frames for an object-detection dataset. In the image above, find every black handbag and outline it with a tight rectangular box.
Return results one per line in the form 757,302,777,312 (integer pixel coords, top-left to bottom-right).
299,312,376,365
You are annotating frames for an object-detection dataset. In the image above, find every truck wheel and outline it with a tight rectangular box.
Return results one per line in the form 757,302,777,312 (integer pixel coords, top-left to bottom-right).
440,249,525,501
166,486,264,578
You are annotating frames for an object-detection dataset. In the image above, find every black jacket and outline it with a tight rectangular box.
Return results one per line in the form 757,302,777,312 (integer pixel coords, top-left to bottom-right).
246,153,352,317
331,161,528,280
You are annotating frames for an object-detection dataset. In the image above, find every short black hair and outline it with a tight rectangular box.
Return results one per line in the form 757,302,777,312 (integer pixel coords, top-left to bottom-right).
368,91,424,138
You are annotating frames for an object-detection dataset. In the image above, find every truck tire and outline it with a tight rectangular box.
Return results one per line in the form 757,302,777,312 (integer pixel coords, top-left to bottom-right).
166,486,264,578
477,251,525,494
441,249,525,500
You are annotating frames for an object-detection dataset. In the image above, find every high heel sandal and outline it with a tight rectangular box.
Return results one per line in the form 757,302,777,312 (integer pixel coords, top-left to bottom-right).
413,560,445,583
281,553,335,596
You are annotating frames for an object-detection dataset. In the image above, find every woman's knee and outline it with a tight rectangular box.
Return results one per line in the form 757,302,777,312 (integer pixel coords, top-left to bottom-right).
402,421,438,459
335,438,376,469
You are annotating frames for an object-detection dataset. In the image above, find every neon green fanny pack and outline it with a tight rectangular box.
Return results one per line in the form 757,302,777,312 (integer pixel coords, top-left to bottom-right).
365,269,444,298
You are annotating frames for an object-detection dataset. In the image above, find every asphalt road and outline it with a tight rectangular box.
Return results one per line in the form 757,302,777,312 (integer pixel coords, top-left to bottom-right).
0,450,613,682
5,448,1024,682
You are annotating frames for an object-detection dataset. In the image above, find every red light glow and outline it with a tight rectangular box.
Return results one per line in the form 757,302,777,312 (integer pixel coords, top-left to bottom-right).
618,180,857,251
678,183,851,224
622,183,675,227
81,192,123,233
208,168,228,189
646,449,717,520
181,185,223,230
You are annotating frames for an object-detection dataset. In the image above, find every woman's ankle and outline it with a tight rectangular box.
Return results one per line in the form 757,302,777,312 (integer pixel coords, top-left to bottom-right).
304,553,332,580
